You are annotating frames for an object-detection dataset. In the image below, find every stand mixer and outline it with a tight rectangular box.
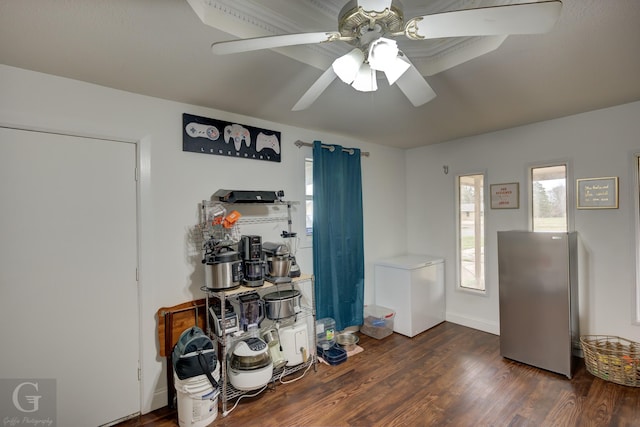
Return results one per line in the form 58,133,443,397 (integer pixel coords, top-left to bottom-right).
262,242,292,284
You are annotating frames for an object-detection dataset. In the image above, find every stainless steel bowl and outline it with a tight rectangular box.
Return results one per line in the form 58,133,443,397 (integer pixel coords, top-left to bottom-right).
335,332,359,352
266,256,291,278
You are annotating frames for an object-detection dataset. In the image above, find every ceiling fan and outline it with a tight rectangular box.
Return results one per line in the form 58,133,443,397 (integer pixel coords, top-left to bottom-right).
210,0,562,111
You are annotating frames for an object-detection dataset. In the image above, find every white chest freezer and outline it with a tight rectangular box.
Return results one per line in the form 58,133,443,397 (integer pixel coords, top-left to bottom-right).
374,254,445,337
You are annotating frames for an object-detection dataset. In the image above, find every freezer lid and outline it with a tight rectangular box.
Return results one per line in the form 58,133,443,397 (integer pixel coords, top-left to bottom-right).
375,254,444,270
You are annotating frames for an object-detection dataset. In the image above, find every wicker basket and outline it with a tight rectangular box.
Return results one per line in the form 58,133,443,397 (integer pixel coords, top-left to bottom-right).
580,335,640,387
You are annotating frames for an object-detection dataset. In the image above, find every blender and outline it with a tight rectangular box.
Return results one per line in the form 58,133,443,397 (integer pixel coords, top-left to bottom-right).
281,231,301,278
238,293,264,331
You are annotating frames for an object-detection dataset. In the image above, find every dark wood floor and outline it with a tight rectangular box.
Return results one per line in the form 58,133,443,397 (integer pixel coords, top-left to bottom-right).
119,322,639,427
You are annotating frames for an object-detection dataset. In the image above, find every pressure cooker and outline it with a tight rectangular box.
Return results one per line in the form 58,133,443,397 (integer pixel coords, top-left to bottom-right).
203,245,243,290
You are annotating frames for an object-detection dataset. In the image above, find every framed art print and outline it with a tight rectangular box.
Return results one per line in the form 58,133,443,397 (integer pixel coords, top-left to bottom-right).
490,182,519,209
576,177,619,209
182,113,281,162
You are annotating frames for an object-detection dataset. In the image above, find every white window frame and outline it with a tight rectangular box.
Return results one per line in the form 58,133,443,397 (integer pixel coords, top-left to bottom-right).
294,152,313,250
455,171,487,294
633,154,640,324
303,157,313,246
527,160,574,233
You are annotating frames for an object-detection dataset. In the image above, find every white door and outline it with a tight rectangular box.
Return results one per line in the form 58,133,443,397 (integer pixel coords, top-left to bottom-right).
0,127,140,425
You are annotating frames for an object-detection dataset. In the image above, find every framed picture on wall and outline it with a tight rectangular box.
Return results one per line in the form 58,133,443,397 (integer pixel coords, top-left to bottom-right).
182,113,282,162
490,182,519,209
576,176,619,209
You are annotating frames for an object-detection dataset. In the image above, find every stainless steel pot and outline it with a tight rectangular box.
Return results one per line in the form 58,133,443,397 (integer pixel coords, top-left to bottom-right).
262,289,302,320
203,246,243,290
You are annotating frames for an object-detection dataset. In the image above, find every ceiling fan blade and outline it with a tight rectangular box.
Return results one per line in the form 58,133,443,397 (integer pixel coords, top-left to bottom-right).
406,1,562,40
212,32,343,55
292,66,338,111
394,59,436,107
358,0,393,12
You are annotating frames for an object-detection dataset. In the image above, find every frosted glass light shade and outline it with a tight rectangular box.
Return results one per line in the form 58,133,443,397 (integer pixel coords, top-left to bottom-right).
351,63,378,92
332,48,365,84
368,38,399,72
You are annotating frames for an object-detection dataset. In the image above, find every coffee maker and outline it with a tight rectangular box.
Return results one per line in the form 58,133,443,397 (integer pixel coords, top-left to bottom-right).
238,235,264,287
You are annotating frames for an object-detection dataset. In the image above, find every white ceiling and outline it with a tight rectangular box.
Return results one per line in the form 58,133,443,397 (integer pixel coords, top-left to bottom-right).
1,0,639,149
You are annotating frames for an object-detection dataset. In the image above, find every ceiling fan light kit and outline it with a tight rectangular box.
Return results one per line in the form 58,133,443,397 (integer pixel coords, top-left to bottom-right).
332,48,365,84
205,0,563,110
351,63,378,92
368,38,398,71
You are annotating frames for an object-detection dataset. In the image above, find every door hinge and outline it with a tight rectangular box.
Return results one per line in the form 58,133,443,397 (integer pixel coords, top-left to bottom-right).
138,364,141,381
136,268,139,282
134,167,139,182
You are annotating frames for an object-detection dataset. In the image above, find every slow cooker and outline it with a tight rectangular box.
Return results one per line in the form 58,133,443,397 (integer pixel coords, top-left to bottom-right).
262,289,302,320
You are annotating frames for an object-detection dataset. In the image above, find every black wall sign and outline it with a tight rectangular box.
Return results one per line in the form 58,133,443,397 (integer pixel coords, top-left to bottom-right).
182,113,281,162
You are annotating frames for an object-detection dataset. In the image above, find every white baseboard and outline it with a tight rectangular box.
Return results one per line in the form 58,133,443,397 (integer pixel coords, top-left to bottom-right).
149,387,168,413
446,312,500,335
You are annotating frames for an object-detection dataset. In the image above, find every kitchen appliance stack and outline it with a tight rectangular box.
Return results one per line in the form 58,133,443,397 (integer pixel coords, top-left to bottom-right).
196,191,316,418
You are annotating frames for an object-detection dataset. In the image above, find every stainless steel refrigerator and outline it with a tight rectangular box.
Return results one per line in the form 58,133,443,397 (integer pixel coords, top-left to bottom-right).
497,231,579,378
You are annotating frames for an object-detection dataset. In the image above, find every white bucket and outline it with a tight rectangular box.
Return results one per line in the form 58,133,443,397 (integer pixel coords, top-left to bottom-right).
174,364,220,427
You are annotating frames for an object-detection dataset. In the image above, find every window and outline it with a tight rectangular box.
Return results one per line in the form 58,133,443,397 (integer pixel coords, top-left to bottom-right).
633,154,640,325
531,164,567,232
305,158,313,236
457,173,485,291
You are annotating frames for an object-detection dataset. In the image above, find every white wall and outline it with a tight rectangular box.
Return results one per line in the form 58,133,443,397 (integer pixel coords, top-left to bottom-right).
406,100,640,344
0,65,407,413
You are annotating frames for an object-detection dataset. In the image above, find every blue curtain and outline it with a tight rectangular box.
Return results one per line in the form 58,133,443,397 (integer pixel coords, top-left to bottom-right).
312,140,364,331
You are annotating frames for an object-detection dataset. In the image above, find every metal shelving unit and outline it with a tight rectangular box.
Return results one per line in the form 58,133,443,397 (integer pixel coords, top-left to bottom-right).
203,275,316,416
197,197,315,417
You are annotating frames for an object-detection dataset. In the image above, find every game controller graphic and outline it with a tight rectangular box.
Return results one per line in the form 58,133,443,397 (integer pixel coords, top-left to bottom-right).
185,122,220,141
256,132,280,154
224,124,251,151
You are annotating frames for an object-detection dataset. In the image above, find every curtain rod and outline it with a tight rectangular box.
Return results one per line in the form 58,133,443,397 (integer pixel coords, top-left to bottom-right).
294,140,370,157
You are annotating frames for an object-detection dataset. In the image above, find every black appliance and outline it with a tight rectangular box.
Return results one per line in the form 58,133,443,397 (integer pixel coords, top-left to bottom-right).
208,296,239,336
239,235,264,287
214,189,283,204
